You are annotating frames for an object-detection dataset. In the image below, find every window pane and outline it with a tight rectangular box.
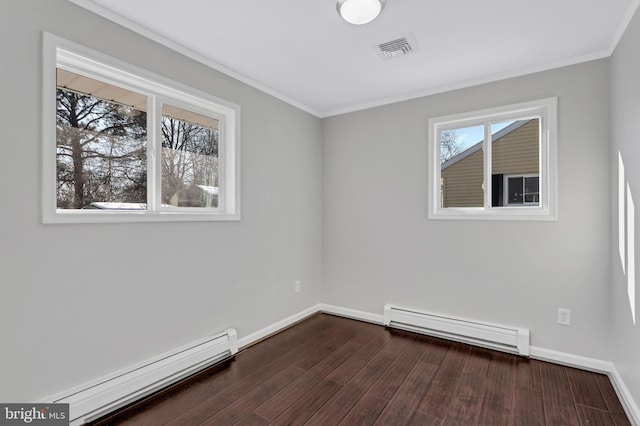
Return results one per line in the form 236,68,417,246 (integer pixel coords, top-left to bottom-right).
440,125,484,207
56,69,147,210
524,176,539,203
161,104,219,208
507,176,524,204
491,119,539,207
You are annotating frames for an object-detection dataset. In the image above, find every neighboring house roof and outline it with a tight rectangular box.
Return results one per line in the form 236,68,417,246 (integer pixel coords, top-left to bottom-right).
441,119,532,170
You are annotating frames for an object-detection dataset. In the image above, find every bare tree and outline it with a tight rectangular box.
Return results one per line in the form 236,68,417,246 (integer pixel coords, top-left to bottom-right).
56,89,147,208
161,117,218,207
440,129,464,163
440,130,463,164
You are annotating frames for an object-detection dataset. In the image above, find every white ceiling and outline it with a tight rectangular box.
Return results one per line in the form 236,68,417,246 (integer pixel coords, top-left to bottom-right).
71,0,639,117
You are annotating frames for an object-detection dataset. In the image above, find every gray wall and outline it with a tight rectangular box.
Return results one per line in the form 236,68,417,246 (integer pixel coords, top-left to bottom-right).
610,6,640,410
322,60,612,357
0,0,322,401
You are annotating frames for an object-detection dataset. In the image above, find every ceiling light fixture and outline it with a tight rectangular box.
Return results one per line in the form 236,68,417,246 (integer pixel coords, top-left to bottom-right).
337,0,385,25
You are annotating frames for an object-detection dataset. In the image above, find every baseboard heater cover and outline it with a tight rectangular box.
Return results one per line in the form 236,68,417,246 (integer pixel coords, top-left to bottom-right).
48,328,238,426
383,304,530,356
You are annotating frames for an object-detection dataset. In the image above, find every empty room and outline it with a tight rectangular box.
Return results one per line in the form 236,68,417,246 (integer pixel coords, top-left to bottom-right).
1,0,639,424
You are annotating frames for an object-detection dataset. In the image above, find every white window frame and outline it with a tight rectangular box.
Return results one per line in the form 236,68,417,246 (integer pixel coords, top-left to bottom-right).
42,33,241,223
427,98,557,221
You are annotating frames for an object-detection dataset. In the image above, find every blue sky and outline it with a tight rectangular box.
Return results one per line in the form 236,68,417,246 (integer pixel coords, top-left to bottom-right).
455,121,513,151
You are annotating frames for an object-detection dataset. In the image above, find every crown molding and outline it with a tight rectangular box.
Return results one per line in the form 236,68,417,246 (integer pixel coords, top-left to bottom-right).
68,0,322,117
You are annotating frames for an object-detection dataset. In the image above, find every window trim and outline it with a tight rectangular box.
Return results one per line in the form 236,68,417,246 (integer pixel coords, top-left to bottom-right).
427,98,557,221
42,32,241,223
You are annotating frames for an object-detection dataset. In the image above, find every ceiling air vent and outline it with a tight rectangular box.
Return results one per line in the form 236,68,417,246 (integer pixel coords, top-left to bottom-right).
377,35,416,60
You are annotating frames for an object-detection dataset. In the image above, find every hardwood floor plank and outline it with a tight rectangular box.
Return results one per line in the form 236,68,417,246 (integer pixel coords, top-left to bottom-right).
566,367,608,410
254,338,369,421
292,319,372,370
162,365,302,423
348,350,400,390
593,373,632,426
576,404,616,426
513,358,545,426
270,379,342,425
373,359,438,425
161,390,233,426
325,327,393,385
441,346,492,425
419,337,452,366
367,334,427,401
232,412,270,426
539,361,580,426
251,370,324,422
478,351,516,426
305,351,398,425
311,339,374,377
338,394,388,426
237,313,324,360
376,329,418,356
349,319,385,344
415,342,472,419
370,337,449,425
304,382,368,426
406,410,443,426
159,317,358,426
198,365,305,425
234,313,335,372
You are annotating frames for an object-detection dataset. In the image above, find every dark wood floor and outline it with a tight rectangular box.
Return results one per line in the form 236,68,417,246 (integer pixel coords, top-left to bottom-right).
92,313,630,426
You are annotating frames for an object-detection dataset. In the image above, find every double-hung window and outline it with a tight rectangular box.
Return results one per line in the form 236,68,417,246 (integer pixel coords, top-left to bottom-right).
43,33,240,223
428,98,557,220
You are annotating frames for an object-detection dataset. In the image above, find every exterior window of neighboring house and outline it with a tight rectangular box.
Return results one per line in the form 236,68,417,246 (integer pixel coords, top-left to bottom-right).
505,175,539,205
42,33,240,223
428,98,557,220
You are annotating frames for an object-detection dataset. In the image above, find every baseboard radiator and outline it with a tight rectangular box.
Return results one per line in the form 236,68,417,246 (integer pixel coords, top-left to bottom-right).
49,328,238,426
383,304,530,356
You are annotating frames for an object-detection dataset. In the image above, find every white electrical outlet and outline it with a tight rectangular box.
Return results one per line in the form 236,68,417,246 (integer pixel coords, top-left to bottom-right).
557,308,571,326
295,280,301,293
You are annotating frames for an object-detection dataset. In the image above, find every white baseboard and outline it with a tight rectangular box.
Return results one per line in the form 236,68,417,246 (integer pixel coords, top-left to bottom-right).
529,346,614,373
237,304,321,349
609,365,640,426
235,303,384,351
317,303,384,324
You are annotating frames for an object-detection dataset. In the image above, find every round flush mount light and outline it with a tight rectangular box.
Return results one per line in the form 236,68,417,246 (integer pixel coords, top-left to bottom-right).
337,0,386,25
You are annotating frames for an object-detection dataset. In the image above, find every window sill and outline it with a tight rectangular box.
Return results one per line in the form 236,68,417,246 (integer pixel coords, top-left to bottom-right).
428,206,557,221
43,210,241,224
